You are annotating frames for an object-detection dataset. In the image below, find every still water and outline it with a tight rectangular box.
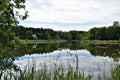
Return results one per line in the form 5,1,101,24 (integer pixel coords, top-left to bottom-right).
13,41,120,80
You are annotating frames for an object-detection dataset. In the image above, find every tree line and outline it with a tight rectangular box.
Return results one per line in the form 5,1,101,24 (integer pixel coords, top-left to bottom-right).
85,21,120,40
11,26,86,40
1,21,120,47
10,21,120,41
0,0,120,47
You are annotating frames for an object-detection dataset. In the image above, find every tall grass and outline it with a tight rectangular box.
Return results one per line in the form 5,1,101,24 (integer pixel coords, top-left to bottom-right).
0,65,93,80
0,64,120,80
0,56,120,80
109,64,120,80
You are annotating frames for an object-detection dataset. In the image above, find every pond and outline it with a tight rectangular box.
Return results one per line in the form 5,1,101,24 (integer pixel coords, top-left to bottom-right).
1,41,120,80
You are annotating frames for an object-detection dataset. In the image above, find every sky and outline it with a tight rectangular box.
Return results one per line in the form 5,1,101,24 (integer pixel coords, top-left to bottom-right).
19,0,120,31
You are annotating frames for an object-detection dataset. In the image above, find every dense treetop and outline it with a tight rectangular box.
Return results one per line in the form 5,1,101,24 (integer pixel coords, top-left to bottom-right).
85,21,120,40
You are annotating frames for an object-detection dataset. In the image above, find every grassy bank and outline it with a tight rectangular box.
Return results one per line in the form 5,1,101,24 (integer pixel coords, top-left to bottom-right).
20,39,120,44
20,40,67,44
81,40,120,44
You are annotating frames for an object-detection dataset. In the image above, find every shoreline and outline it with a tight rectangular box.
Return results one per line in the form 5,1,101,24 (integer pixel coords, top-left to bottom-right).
20,39,120,44
20,40,67,44
81,40,120,44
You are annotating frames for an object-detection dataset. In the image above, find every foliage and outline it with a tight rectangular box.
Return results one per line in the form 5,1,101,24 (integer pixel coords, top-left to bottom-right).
1,64,120,80
85,22,120,40
0,0,28,46
26,30,34,39
11,26,86,40
0,0,28,78
110,65,120,80
0,66,93,80
0,0,28,26
0,26,20,47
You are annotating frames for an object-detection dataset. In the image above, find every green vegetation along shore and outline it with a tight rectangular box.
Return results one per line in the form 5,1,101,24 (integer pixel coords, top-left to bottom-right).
20,39,120,45
1,64,120,80
81,40,120,44
20,40,67,44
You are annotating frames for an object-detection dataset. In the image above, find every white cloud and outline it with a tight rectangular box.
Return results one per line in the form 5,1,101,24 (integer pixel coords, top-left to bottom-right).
20,0,120,31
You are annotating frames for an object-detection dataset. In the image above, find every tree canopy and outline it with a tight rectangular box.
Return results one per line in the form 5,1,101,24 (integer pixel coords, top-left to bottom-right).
86,21,120,40
0,0,28,46
0,0,28,26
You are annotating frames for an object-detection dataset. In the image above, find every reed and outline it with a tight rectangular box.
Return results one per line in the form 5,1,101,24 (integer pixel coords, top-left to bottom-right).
0,65,93,80
0,64,120,80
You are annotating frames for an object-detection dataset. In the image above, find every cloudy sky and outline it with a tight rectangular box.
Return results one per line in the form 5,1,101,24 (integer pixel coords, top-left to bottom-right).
20,0,120,31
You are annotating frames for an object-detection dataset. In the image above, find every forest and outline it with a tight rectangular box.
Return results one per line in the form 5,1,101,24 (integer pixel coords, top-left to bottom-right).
0,0,120,47
11,25,85,40
10,21,120,41
0,21,120,46
85,21,120,40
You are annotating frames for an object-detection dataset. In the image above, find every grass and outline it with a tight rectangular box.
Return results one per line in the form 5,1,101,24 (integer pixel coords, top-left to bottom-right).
0,64,120,80
20,39,120,44
109,64,120,80
20,40,67,44
0,66,93,80
81,40,120,44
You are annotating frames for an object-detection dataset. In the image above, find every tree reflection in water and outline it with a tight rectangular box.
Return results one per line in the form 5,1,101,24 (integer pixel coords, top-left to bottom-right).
0,41,120,72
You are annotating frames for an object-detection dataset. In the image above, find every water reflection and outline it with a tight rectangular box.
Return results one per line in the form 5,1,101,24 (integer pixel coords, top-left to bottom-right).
17,41,120,62
1,41,120,79
0,41,120,61
14,49,119,80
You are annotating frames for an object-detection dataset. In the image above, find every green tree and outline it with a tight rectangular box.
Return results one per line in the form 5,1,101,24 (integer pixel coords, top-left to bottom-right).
58,31,66,40
26,30,33,39
54,33,60,40
0,0,28,73
86,27,98,40
66,33,72,40
69,31,76,40
0,0,28,26
75,34,82,40
96,27,106,40
44,31,51,40
0,0,28,46
0,0,25,45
